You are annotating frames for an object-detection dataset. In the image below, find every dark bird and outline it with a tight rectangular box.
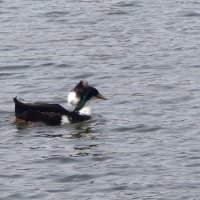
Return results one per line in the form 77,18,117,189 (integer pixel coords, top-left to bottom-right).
13,80,107,125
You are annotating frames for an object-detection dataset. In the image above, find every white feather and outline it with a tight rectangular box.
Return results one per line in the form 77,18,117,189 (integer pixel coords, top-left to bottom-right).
67,91,80,107
61,115,70,125
79,106,92,116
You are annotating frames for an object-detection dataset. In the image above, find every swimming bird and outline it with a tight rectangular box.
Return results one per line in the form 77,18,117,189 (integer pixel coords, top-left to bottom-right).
13,80,107,125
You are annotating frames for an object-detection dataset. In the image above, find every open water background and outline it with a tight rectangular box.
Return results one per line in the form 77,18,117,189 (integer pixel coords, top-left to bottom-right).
1,0,200,199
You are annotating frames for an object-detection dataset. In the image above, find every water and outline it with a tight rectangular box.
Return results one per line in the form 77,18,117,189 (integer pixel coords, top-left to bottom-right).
1,0,200,199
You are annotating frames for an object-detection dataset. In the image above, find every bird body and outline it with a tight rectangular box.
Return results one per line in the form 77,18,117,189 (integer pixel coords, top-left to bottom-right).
13,80,107,126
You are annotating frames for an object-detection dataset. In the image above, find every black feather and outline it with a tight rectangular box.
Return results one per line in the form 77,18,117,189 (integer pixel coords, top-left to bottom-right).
13,97,90,125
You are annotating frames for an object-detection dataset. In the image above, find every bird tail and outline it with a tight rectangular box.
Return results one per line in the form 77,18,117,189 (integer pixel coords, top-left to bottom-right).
13,97,27,119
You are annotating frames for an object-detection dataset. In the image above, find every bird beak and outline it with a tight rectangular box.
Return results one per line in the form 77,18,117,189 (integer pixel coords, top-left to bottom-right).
96,93,107,100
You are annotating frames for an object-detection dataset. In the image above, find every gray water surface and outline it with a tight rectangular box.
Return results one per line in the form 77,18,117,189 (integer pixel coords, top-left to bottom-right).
1,0,200,199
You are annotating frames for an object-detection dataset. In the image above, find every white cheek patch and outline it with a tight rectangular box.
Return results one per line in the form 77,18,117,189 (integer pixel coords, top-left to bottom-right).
67,91,80,107
61,115,70,125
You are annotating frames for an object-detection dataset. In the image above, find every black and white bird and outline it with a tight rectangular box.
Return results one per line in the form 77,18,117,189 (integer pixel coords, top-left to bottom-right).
13,80,107,125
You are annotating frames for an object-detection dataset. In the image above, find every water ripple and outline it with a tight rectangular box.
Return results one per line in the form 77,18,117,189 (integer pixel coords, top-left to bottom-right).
56,174,93,183
1,0,200,199
43,11,70,17
183,12,200,17
111,124,162,133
